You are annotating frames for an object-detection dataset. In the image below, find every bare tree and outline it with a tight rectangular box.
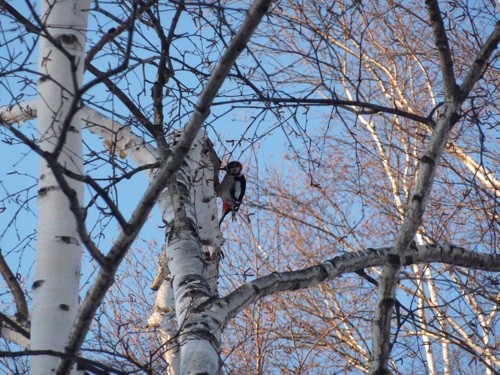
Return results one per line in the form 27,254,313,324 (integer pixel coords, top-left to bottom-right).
0,0,498,374
221,1,499,373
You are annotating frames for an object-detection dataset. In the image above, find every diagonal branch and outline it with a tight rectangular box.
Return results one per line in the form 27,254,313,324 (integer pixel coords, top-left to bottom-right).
3,122,108,266
55,0,273,372
425,0,458,100
0,311,30,349
0,251,29,323
202,244,498,327
369,18,500,374
459,20,500,98
0,102,161,169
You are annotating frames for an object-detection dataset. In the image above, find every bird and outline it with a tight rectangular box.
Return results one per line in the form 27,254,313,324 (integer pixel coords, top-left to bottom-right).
218,161,246,226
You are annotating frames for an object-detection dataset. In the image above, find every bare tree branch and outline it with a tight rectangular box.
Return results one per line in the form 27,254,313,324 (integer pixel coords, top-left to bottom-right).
0,251,29,323
204,244,498,327
425,0,458,100
369,18,500,373
0,311,30,348
55,0,273,372
0,349,132,374
459,21,500,98
2,123,108,266
1,1,497,373
214,96,435,125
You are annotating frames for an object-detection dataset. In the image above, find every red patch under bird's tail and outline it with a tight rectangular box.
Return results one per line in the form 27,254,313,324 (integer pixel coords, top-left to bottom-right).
219,201,232,226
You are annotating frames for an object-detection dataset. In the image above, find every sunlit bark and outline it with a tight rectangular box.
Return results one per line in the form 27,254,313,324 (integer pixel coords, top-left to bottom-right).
0,1,498,374
30,0,89,373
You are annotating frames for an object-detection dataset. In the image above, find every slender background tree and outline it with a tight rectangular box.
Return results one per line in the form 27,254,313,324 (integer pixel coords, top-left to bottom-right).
0,0,498,374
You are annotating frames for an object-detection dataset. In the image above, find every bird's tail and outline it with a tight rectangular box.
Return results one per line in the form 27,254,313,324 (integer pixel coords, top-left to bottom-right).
219,202,232,227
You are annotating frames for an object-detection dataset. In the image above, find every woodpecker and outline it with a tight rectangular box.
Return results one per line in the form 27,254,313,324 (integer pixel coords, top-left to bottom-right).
218,161,246,226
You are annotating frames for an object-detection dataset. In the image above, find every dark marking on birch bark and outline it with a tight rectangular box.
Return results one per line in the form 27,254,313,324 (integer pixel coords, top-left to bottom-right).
403,255,414,266
59,304,70,311
59,34,78,45
32,280,45,289
56,236,80,245
38,185,60,197
386,253,401,267
450,111,461,126
184,326,220,347
412,194,423,202
290,281,302,291
420,155,434,165
380,297,395,309
317,264,329,282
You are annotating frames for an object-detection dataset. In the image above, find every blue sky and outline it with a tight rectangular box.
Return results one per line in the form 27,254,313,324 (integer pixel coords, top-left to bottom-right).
1,1,498,372
0,0,292,291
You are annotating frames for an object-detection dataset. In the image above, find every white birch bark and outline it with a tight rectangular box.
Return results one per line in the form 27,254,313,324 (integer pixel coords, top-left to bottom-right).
1,2,495,373
0,100,37,125
79,106,160,172
165,180,214,373
0,101,159,170
146,1,272,372
30,0,89,373
421,266,451,375
147,278,179,375
368,5,500,372
0,325,30,349
186,131,223,291
147,129,222,374
202,245,498,327
342,83,439,374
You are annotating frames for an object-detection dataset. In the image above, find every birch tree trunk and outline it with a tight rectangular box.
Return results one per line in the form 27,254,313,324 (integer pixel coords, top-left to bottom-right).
31,0,89,373
368,4,500,371
1,0,498,373
148,130,222,375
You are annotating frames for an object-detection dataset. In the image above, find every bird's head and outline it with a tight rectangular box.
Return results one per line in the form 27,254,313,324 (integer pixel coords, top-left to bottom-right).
223,161,243,174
